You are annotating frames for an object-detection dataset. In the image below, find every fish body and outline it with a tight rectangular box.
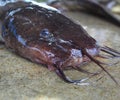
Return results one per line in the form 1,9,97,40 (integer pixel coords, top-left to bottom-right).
0,1,120,85
48,0,120,27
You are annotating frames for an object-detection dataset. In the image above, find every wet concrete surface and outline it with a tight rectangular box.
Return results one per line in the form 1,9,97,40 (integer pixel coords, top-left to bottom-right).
0,11,120,100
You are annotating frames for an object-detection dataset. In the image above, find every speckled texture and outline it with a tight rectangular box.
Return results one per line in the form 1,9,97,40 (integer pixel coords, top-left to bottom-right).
0,11,120,100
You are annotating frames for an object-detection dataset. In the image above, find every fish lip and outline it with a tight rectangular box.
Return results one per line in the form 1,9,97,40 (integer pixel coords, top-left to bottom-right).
60,54,91,70
60,49,89,68
85,46,100,56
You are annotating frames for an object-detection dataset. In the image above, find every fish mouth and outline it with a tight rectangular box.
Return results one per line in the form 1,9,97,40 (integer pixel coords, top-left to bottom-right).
55,46,120,85
61,49,91,70
63,47,100,68
65,55,91,69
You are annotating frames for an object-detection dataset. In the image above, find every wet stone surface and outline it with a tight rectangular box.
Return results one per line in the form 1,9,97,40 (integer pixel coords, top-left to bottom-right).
0,11,120,100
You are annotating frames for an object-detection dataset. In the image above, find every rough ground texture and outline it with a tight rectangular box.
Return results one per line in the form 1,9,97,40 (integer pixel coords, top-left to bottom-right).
0,11,120,100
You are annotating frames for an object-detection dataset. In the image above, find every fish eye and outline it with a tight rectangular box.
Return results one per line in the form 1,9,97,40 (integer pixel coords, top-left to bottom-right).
39,28,56,43
40,28,50,38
